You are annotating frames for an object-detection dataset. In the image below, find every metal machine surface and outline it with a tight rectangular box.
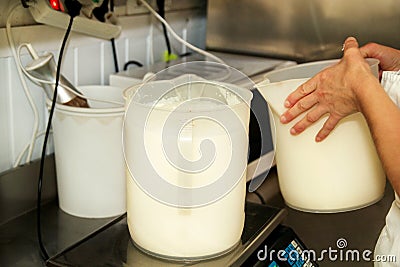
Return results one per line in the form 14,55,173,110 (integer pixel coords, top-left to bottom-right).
206,0,400,62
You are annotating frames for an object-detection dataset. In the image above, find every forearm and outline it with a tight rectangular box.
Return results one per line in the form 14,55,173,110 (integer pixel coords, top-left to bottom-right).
356,77,400,196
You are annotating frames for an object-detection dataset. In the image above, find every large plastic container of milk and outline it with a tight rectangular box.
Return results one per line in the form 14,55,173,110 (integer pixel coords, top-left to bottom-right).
257,59,386,213
123,71,253,259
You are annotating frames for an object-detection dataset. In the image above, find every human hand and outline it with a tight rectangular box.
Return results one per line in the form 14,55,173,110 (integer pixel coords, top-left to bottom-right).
360,42,400,77
280,37,377,142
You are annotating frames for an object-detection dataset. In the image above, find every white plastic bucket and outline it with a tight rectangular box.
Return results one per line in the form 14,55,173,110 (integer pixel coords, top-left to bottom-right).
51,85,126,218
258,59,386,212
123,75,253,259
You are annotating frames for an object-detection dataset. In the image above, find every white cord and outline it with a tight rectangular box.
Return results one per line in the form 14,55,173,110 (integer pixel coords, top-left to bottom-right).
17,44,124,107
6,4,39,165
13,130,52,168
138,0,226,65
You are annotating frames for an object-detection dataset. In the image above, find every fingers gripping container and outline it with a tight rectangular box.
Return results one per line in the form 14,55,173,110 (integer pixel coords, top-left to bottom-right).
51,85,126,218
258,59,386,213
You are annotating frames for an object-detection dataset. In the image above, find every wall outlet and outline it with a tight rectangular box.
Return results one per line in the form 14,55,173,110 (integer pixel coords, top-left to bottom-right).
28,0,122,39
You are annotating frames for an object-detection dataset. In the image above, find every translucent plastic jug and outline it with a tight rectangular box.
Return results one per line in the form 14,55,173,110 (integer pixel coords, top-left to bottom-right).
123,72,253,259
257,59,385,213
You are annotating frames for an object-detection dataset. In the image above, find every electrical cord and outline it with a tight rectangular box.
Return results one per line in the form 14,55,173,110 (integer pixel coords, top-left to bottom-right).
37,0,80,259
13,131,53,168
20,0,29,8
6,3,39,165
109,0,119,73
253,191,266,205
246,183,266,204
111,38,119,73
179,52,192,58
103,0,119,72
120,0,143,72
92,0,110,22
138,0,226,65
123,60,144,71
156,0,172,60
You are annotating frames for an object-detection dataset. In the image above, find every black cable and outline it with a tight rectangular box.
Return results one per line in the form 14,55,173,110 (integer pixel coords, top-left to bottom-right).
21,0,29,8
109,0,119,73
123,60,143,71
156,0,172,60
246,182,266,204
37,14,75,262
253,191,266,205
117,0,143,71
93,0,109,22
111,39,119,73
179,52,192,58
93,0,119,72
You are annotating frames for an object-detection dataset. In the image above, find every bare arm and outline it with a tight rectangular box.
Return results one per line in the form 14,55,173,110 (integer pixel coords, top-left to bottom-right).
355,75,400,196
360,42,400,78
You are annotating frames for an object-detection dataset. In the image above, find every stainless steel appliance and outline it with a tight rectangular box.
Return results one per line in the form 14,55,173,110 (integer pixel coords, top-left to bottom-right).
206,0,400,62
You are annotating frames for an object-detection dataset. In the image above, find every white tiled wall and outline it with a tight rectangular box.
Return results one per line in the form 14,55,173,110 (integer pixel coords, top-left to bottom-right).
0,8,206,173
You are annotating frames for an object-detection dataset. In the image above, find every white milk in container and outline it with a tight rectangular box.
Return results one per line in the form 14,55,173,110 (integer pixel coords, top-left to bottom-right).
123,69,253,259
258,59,385,213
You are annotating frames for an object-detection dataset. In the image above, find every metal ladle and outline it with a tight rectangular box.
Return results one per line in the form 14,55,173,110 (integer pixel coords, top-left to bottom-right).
20,43,89,108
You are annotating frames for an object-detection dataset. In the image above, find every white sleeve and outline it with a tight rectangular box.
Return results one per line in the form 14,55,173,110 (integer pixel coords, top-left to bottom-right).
381,71,400,106
381,70,400,208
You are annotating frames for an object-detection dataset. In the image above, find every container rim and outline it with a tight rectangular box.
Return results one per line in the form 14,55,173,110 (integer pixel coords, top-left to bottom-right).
264,58,379,81
46,85,125,115
123,80,253,112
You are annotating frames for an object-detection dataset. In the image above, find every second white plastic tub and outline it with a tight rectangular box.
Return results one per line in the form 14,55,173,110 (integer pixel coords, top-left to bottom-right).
51,85,126,218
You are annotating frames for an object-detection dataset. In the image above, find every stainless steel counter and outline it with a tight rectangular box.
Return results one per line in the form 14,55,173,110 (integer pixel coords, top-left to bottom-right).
46,202,287,267
0,201,120,266
250,168,395,267
0,166,394,266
